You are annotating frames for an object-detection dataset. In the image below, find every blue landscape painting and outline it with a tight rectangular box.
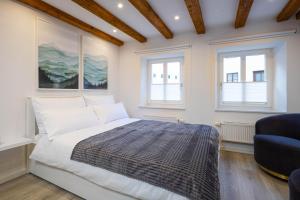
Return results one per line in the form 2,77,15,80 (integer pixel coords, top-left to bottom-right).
38,44,79,89
84,54,108,89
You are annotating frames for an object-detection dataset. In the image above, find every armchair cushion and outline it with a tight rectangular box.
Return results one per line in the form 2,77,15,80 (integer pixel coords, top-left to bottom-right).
255,135,300,150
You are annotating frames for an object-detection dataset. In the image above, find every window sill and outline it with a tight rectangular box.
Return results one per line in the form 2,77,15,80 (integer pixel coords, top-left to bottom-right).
215,108,287,114
139,104,186,110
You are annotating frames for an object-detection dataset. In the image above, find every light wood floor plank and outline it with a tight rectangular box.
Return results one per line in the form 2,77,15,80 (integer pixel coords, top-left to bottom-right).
0,151,288,200
220,151,288,200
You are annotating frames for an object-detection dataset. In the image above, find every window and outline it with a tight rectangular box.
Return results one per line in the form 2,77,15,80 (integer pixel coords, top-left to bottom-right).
253,70,264,82
147,58,184,105
227,72,239,83
217,49,272,110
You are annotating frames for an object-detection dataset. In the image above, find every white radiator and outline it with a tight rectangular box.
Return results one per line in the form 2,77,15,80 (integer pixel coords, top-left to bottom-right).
142,115,179,123
217,122,255,144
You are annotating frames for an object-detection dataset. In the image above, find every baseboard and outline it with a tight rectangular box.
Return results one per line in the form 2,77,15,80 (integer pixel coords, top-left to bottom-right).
0,167,27,184
221,141,254,154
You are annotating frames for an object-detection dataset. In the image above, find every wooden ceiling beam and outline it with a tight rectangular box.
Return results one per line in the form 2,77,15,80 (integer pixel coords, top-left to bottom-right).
297,10,300,19
128,0,173,39
184,0,205,34
277,0,300,22
17,0,124,46
72,0,147,43
235,0,254,28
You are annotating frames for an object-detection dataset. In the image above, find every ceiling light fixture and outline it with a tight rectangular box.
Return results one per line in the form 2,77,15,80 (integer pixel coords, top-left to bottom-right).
174,15,180,21
117,3,123,9
113,29,117,33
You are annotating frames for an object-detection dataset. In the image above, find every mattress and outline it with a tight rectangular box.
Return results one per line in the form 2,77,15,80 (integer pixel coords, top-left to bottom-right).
30,118,187,200
71,120,220,200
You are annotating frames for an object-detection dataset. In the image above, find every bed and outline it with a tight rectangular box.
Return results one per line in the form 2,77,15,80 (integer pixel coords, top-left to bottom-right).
27,97,220,200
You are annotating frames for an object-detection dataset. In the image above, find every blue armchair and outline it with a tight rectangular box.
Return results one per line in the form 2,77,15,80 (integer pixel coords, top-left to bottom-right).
254,114,300,180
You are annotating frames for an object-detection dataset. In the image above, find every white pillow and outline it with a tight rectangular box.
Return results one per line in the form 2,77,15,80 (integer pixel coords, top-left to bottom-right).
93,103,129,124
41,107,99,140
84,95,115,106
31,97,86,134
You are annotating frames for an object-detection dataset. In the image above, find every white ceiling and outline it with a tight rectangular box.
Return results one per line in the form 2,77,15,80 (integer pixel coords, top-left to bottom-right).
43,0,290,42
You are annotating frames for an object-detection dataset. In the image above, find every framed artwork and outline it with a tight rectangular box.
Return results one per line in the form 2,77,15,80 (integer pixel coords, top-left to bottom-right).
37,19,80,89
82,36,108,89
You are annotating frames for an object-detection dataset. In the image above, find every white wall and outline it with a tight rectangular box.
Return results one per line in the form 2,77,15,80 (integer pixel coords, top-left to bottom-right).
273,42,287,112
0,0,120,143
2,1,298,143
119,20,300,126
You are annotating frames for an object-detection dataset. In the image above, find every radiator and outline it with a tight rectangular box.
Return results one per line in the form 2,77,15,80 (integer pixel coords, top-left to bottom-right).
217,122,255,144
142,115,179,123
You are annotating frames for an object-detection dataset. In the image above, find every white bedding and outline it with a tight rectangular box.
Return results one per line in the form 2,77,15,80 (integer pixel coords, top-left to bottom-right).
30,118,187,200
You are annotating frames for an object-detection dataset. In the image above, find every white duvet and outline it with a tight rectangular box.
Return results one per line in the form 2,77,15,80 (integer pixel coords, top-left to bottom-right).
30,118,187,200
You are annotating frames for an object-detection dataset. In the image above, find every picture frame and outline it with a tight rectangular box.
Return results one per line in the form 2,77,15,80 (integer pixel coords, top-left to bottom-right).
82,36,108,90
37,19,80,90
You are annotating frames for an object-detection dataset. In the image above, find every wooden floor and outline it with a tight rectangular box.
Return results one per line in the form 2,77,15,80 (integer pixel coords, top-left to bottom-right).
0,151,288,200
219,151,288,200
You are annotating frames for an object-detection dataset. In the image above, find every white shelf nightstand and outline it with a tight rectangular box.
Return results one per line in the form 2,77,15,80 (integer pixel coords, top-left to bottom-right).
0,137,34,184
0,137,33,152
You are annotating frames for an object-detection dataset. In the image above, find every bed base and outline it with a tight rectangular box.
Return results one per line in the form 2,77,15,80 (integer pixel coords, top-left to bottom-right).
29,160,137,200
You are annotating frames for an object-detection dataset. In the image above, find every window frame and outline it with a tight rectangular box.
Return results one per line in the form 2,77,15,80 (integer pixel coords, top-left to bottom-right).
147,57,184,106
253,70,265,82
226,72,239,83
217,48,273,110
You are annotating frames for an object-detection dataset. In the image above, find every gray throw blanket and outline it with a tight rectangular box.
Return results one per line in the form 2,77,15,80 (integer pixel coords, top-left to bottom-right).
71,120,220,200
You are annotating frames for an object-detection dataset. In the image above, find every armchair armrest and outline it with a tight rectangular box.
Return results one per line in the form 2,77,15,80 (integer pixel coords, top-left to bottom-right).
255,114,300,140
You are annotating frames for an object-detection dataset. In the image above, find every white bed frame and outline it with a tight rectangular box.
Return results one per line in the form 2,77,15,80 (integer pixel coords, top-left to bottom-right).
26,97,137,200
29,160,137,200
